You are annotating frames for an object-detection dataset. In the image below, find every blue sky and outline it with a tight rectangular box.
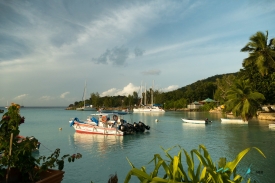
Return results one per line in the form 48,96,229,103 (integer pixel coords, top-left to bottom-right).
1,0,275,107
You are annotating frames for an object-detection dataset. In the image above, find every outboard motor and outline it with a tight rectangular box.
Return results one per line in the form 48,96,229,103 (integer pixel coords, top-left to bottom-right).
133,122,140,132
119,124,127,132
138,121,146,132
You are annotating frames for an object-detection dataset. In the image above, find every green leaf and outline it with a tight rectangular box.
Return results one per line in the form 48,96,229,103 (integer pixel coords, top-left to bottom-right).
226,147,266,172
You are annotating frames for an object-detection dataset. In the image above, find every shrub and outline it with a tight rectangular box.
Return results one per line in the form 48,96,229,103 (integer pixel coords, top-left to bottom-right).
124,144,265,183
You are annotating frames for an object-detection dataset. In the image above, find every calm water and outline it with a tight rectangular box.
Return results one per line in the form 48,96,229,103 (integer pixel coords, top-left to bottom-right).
5,107,275,183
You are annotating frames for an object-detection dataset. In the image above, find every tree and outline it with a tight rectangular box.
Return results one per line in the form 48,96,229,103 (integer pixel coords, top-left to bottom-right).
214,74,236,104
241,31,275,76
238,64,275,104
224,80,265,121
90,92,100,107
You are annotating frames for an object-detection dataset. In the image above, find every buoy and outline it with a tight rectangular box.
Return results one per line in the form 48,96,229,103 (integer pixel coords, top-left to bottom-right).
155,119,158,122
59,128,62,130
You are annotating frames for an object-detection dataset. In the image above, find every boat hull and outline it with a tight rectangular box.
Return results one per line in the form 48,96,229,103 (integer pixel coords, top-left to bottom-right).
72,122,124,136
221,118,248,124
133,107,165,112
269,124,275,128
181,118,208,124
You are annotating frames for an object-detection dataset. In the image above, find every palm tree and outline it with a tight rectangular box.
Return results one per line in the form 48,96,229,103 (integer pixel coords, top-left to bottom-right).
224,80,265,122
241,31,275,76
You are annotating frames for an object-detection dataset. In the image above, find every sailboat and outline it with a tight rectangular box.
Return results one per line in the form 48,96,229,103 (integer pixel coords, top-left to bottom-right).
133,81,165,113
76,81,97,111
5,101,9,109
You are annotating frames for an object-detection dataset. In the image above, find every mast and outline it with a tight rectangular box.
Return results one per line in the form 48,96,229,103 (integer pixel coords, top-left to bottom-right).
140,81,143,106
151,80,154,105
83,81,86,108
144,83,147,105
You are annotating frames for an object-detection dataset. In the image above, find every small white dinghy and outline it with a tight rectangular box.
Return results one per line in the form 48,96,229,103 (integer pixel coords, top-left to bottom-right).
221,118,248,124
181,118,211,124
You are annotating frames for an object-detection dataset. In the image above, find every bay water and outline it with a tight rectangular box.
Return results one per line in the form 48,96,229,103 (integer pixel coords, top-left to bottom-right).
10,107,275,183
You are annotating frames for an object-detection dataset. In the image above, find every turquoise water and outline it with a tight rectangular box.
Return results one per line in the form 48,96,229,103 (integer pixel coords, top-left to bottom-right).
6,107,275,183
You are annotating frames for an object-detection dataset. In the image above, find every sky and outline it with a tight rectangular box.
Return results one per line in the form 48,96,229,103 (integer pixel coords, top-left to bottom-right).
1,0,275,107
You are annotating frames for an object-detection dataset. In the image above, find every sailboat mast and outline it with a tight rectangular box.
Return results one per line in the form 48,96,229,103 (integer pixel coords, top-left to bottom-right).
140,81,143,106
151,80,154,105
83,81,86,108
145,83,147,105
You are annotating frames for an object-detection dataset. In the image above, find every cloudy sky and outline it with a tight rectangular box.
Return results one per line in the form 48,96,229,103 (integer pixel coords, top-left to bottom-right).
1,0,275,107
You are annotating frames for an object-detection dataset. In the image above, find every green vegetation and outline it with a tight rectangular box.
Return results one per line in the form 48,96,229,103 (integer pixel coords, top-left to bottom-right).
69,30,275,116
124,145,266,183
0,104,82,182
224,80,265,121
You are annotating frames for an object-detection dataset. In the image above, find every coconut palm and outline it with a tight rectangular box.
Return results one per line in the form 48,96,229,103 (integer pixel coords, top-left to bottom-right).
241,31,275,76
224,80,265,122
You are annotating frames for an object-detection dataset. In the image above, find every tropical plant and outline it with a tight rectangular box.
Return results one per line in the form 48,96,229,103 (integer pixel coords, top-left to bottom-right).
224,80,265,121
200,102,216,111
214,74,236,104
0,103,82,182
241,31,275,76
124,144,266,183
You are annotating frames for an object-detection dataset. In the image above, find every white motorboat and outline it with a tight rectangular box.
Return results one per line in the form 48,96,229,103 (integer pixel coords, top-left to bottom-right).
181,118,211,124
69,112,150,136
221,118,248,124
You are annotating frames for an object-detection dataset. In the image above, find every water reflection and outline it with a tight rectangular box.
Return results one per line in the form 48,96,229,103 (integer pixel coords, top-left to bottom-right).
182,123,207,128
72,133,124,154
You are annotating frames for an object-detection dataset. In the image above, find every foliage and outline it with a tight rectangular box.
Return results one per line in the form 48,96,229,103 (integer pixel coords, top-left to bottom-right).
214,74,236,104
0,103,82,182
241,31,275,76
124,144,266,183
238,64,275,105
224,80,265,121
200,102,217,111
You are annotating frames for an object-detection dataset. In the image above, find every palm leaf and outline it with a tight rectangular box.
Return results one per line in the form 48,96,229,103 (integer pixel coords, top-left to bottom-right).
225,147,266,172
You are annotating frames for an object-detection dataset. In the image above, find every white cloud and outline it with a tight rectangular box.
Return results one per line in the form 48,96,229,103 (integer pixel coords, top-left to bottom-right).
100,83,177,97
60,92,70,98
161,85,179,92
101,83,139,97
14,94,28,100
101,88,120,97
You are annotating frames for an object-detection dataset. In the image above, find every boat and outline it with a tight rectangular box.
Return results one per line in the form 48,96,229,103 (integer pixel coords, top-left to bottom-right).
69,112,150,136
0,109,4,113
181,118,212,124
269,123,275,128
76,81,97,111
221,118,248,124
5,101,9,109
133,105,165,112
133,81,165,113
79,105,97,111
98,108,133,114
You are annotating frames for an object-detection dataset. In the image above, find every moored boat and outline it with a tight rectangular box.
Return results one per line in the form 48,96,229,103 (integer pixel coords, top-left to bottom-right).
221,118,248,124
269,123,275,128
133,81,165,113
133,105,165,112
181,118,211,124
69,112,150,136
